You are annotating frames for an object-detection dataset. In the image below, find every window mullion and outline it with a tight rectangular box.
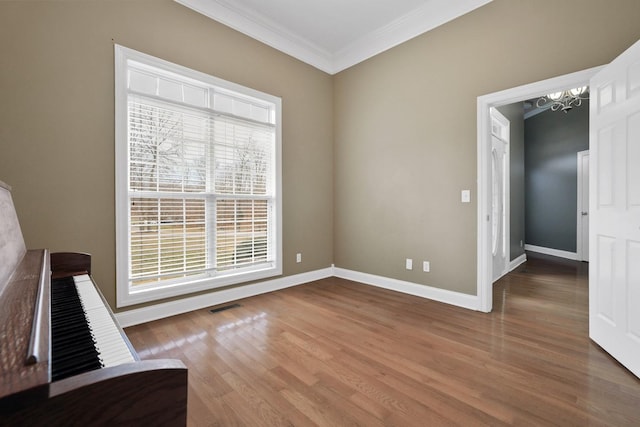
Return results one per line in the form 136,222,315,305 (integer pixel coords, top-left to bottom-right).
156,198,161,279
182,198,186,273
207,115,216,273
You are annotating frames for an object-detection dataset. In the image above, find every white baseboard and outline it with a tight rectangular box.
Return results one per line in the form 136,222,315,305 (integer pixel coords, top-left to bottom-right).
509,253,527,271
115,267,334,327
116,265,485,327
333,267,480,311
524,244,577,260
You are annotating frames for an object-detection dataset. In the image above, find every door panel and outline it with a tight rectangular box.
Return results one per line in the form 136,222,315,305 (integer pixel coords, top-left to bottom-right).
629,241,640,339
490,108,509,282
595,235,615,324
629,112,640,205
596,126,615,206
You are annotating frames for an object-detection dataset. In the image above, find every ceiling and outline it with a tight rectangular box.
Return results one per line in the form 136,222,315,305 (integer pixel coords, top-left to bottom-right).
175,0,493,74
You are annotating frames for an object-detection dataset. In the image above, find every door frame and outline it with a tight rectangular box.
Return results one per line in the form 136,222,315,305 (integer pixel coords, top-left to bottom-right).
476,65,603,312
577,150,590,262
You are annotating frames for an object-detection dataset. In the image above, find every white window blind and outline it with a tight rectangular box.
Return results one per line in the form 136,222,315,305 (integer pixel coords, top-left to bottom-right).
115,45,281,307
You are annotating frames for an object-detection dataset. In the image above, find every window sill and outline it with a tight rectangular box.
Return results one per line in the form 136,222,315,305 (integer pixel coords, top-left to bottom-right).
116,264,282,308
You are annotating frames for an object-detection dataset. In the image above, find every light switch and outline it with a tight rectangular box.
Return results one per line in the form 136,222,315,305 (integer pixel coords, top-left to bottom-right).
461,190,471,203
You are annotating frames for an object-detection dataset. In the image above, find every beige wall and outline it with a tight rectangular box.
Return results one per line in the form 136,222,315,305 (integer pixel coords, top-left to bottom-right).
2,0,640,311
333,0,640,294
0,0,334,311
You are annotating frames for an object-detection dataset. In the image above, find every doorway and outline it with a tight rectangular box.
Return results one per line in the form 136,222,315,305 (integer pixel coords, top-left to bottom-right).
577,150,589,262
476,66,603,312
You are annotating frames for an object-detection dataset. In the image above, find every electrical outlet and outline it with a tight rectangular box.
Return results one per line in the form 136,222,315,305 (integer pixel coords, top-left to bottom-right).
296,253,302,263
423,261,430,272
405,258,413,270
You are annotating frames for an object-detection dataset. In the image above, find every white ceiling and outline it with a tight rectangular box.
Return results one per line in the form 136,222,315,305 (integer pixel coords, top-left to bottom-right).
175,0,493,74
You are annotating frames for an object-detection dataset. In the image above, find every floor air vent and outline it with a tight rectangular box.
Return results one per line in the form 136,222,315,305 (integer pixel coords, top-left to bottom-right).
209,303,241,314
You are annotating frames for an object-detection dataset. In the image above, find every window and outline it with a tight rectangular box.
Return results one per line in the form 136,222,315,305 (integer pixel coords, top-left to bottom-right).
115,45,282,307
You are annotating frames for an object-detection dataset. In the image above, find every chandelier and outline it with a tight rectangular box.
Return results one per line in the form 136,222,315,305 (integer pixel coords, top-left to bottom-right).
536,86,589,113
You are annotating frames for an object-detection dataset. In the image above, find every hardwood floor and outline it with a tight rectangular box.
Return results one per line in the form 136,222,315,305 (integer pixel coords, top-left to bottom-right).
125,253,640,426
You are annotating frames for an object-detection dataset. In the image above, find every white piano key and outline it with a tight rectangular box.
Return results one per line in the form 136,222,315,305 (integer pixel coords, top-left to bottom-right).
73,275,135,368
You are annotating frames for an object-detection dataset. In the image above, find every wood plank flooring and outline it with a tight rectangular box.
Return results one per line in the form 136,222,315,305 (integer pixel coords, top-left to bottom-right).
125,253,640,426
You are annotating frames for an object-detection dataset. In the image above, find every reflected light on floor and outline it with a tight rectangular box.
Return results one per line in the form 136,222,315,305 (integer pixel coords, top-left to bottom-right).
216,312,267,332
137,330,208,358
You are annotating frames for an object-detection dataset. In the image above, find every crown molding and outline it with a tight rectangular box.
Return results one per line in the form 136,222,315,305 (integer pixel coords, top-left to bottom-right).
175,0,334,73
333,0,493,74
176,0,492,75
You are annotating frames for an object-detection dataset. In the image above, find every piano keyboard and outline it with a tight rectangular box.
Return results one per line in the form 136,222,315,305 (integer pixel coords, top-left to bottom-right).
51,275,135,381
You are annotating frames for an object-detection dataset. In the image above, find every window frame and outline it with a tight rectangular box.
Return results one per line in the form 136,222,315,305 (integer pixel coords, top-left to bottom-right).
114,45,282,308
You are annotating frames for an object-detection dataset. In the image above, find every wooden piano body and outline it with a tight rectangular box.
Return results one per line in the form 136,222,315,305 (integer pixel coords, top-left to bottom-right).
0,181,187,426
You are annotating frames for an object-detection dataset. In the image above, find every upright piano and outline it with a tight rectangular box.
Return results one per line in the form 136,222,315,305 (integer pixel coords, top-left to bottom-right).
0,181,188,426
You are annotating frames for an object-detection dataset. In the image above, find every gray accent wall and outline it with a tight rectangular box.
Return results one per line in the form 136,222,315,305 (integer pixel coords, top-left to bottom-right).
497,104,525,262
524,101,589,253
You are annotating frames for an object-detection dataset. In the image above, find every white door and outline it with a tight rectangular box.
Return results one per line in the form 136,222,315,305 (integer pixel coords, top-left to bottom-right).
577,151,589,262
589,39,640,378
490,108,509,282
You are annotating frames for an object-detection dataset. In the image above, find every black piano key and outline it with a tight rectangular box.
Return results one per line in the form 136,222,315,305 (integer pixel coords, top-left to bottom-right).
53,329,95,345
54,346,102,366
53,340,97,355
51,276,103,382
53,339,97,356
52,325,94,342
54,348,101,366
51,315,88,331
